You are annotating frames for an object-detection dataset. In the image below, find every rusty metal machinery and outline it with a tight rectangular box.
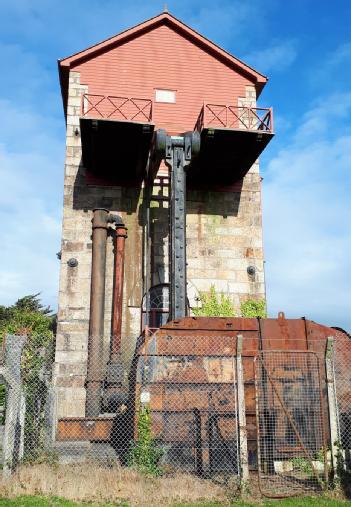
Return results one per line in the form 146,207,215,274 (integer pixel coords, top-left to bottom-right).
57,314,350,477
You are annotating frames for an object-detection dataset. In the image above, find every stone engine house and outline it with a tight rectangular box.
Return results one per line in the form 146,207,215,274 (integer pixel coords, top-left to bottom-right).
55,12,274,418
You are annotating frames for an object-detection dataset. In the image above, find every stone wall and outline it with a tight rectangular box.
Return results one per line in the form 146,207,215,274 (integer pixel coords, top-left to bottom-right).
54,73,265,417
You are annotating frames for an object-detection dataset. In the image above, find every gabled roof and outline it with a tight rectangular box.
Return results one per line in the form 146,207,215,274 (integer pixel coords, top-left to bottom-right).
58,12,268,114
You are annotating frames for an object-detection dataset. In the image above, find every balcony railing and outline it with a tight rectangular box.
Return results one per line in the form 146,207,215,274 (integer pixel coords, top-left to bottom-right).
81,94,153,122
195,103,273,133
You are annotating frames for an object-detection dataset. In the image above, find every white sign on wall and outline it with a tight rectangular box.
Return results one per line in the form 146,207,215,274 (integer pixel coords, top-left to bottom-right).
155,89,176,103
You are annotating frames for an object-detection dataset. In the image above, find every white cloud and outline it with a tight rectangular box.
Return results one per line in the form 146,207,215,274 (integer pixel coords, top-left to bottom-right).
263,93,351,331
294,92,351,141
0,104,63,310
244,40,297,73
326,42,351,67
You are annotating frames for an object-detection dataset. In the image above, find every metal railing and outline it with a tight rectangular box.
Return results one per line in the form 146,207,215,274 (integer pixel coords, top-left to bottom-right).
195,103,273,132
81,94,153,122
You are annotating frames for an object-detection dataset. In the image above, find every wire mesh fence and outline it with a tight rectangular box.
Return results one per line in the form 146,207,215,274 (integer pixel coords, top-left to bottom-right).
135,354,240,480
1,335,242,485
254,351,328,497
333,329,351,470
1,332,351,500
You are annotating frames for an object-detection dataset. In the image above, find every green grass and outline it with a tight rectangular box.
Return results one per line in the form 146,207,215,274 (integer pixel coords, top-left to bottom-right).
0,497,348,507
0,498,127,507
0,499,84,507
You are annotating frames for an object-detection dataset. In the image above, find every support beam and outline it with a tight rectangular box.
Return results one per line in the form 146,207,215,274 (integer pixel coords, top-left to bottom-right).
169,141,187,320
164,132,200,321
236,334,249,482
325,336,339,478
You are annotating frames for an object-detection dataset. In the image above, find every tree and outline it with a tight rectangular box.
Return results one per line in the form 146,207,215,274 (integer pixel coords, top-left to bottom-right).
0,293,55,460
13,293,53,315
0,293,56,342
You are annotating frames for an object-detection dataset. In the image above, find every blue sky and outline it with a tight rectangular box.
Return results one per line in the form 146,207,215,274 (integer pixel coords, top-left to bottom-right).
0,0,350,330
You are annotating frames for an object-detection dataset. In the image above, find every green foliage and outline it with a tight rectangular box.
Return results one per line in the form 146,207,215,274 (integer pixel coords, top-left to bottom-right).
12,293,53,315
240,298,267,318
192,285,235,317
291,456,314,475
128,405,163,476
0,293,55,344
0,294,55,461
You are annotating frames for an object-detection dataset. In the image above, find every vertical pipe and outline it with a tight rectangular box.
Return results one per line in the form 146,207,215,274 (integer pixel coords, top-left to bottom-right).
110,218,128,361
86,208,109,417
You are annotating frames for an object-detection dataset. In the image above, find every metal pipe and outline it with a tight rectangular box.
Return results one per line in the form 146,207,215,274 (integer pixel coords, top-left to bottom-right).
86,208,109,417
110,217,128,361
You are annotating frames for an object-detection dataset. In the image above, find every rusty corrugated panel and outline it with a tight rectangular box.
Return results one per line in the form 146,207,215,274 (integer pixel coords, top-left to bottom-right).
57,317,342,450
57,417,114,441
134,316,338,471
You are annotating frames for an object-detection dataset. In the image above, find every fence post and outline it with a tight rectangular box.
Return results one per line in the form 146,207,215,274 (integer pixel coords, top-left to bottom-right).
236,334,249,481
325,336,339,477
1,335,26,476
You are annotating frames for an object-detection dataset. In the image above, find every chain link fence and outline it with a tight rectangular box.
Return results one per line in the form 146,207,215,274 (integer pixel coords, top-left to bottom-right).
135,354,240,480
1,332,351,500
333,329,351,471
1,335,243,486
255,351,328,497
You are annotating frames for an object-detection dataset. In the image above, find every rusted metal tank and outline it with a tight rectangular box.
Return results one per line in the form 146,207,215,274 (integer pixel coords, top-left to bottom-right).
57,313,350,476
132,314,349,471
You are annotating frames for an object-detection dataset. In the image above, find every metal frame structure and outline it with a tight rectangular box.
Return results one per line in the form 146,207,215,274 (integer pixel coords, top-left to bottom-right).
145,130,200,322
164,133,200,320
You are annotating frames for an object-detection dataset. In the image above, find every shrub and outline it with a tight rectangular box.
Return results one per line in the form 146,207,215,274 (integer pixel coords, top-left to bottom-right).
240,298,267,318
128,405,163,476
192,285,235,317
